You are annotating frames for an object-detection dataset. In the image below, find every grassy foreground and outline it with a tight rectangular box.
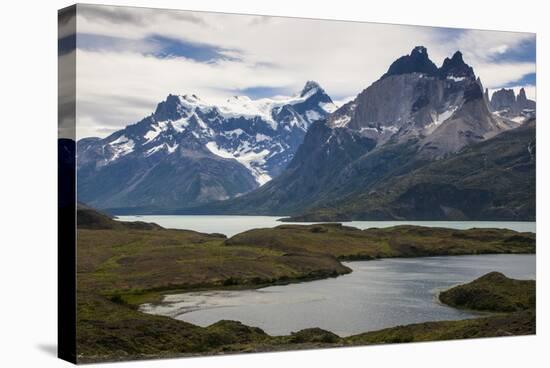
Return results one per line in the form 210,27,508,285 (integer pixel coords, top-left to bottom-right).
76,208,535,362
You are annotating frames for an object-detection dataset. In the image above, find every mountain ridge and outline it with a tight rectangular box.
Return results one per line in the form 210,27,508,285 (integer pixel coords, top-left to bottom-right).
178,47,535,221
77,81,336,211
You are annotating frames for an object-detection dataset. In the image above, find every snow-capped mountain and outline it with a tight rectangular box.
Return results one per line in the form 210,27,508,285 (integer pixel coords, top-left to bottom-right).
201,46,535,221
77,81,336,211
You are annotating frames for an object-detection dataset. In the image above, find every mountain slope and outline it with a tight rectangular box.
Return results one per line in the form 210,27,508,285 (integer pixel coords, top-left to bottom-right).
191,122,377,215
290,119,535,221
77,82,336,212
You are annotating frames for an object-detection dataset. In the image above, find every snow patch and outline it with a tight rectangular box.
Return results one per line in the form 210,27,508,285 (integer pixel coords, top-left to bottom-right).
360,127,379,133
145,143,179,157
205,142,234,159
381,125,399,133
256,133,271,142
171,117,190,132
332,115,351,127
511,116,526,123
319,101,338,113
434,107,457,125
108,135,135,161
205,142,272,186
224,129,245,137
145,144,165,157
144,121,169,143
447,76,466,82
166,143,179,154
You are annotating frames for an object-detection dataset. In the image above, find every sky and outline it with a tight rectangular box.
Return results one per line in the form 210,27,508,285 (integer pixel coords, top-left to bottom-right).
59,4,536,139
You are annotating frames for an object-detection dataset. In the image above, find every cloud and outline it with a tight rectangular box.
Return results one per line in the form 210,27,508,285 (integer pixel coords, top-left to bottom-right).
75,33,241,62
77,4,207,27
227,86,294,99
72,5,536,138
475,61,536,89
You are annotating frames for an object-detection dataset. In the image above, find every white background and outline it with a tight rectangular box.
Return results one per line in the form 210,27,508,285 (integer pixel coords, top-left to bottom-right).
0,0,546,366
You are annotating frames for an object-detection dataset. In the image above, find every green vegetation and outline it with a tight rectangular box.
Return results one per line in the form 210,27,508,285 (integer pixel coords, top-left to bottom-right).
286,121,535,222
439,272,536,312
76,209,535,362
226,223,535,260
346,310,535,345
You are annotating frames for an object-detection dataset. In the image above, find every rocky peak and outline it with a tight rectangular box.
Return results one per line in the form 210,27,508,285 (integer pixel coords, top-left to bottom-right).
153,94,188,121
300,80,323,97
438,51,475,79
490,88,517,111
488,87,536,119
517,88,527,102
381,46,438,79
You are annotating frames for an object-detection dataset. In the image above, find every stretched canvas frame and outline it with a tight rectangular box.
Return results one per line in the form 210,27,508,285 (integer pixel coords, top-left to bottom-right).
58,4,536,364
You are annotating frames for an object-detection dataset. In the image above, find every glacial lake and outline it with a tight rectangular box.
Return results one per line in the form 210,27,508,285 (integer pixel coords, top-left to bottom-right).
141,254,535,336
117,215,536,237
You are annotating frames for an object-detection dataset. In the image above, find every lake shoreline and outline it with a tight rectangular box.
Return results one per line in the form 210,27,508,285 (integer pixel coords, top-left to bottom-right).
76,208,536,362
116,214,536,237
129,252,537,308
139,254,535,336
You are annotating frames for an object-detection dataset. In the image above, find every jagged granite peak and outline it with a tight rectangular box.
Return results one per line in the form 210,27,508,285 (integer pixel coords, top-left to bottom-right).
381,46,439,79
518,87,527,101
324,45,520,159
328,46,484,137
490,88,516,111
515,88,536,112
77,82,337,212
489,87,536,120
438,51,475,79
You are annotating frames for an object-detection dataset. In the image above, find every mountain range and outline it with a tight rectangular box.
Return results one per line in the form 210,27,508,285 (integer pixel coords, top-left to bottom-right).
174,46,536,221
77,82,336,211
77,46,536,221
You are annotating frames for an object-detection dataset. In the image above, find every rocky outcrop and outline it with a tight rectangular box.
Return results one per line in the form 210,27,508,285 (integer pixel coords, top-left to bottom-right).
438,51,475,79
381,46,438,79
516,88,536,111
490,88,517,111
489,87,536,121
328,46,504,156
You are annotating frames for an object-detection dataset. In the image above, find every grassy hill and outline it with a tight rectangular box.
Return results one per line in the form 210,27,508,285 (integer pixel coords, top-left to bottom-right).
439,271,536,312
226,223,535,260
